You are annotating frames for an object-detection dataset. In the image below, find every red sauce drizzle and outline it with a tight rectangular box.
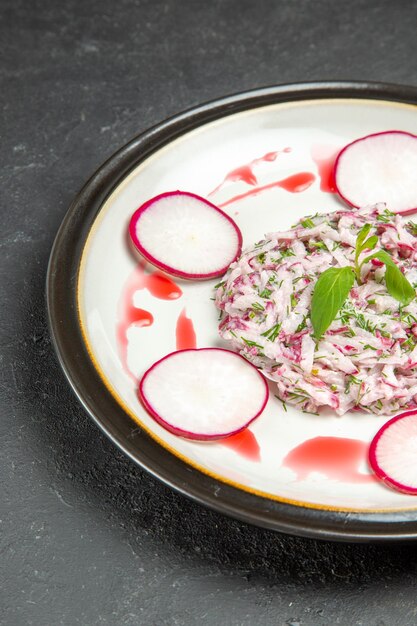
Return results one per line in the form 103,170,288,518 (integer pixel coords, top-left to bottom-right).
116,262,182,377
221,429,261,462
127,308,154,327
311,144,340,193
208,148,291,196
218,172,316,209
176,308,197,349
145,272,183,300
283,436,375,484
276,171,316,193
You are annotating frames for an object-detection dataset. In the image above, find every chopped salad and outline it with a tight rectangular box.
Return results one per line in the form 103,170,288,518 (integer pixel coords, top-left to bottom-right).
215,204,417,415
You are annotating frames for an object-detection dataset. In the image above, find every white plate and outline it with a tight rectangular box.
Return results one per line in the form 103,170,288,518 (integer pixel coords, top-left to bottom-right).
48,83,417,540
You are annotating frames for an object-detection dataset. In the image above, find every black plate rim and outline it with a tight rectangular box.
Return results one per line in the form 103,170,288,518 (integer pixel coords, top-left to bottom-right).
46,80,417,542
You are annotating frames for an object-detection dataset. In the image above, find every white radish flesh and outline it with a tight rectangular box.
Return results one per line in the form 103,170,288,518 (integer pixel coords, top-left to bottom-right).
334,131,417,214
139,348,269,440
129,191,243,279
368,410,417,494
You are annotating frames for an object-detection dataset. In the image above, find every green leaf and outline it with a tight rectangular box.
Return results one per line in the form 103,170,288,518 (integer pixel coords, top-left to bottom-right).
311,267,355,339
385,265,415,305
363,249,395,267
361,235,378,253
355,224,373,271
356,224,372,252
364,250,415,306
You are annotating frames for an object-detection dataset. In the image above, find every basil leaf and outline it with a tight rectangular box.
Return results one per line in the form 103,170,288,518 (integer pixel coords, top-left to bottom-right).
355,224,376,268
385,265,415,306
361,235,378,252
364,250,415,306
363,249,395,267
356,224,372,252
311,267,355,339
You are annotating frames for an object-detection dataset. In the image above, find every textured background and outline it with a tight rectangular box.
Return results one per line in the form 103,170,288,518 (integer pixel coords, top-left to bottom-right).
2,1,417,624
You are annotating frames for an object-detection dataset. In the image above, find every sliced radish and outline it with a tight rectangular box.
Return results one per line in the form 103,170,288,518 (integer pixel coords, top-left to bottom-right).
139,348,269,440
369,409,417,494
334,131,417,214
129,191,243,279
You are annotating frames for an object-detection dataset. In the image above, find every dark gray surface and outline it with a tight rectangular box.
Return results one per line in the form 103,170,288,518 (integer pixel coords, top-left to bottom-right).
2,0,417,624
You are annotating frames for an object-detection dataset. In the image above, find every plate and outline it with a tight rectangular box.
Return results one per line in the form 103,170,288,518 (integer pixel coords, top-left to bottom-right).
47,82,417,541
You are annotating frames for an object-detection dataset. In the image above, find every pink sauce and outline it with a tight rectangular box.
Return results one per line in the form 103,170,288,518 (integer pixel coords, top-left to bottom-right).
127,308,154,327
221,429,261,462
208,148,291,196
218,172,316,209
144,272,183,300
116,262,182,377
311,144,340,193
176,308,197,349
283,436,375,484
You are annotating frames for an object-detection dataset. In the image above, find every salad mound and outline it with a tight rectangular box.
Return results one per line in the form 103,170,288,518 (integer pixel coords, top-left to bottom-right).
215,204,417,416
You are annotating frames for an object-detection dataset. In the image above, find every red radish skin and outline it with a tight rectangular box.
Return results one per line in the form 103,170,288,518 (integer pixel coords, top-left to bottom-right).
129,191,243,280
369,409,417,495
138,348,269,441
333,131,417,215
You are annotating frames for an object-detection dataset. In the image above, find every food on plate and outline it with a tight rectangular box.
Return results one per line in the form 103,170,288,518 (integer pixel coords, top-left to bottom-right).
334,130,417,215
215,204,417,416
369,409,417,494
129,190,242,279
139,348,269,440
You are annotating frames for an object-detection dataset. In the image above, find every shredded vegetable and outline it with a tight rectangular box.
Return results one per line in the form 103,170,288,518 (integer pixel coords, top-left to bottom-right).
215,204,417,415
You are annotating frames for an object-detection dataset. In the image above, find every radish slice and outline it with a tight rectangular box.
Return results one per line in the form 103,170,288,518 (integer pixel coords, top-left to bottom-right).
369,410,417,494
334,131,417,214
129,191,243,279
139,348,269,440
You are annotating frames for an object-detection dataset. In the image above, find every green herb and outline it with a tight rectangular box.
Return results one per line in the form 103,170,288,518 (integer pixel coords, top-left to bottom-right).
261,323,282,342
280,248,295,258
376,208,395,223
311,223,416,339
342,310,375,334
354,223,378,281
311,266,355,339
259,288,272,299
295,316,307,333
407,221,417,236
301,218,315,229
257,252,266,264
252,302,265,311
354,225,414,304
363,250,415,305
402,336,416,351
213,280,226,290
345,374,362,394
310,241,326,250
241,337,264,349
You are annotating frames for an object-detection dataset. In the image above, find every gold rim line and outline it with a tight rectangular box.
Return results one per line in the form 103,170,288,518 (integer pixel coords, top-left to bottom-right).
76,96,417,515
